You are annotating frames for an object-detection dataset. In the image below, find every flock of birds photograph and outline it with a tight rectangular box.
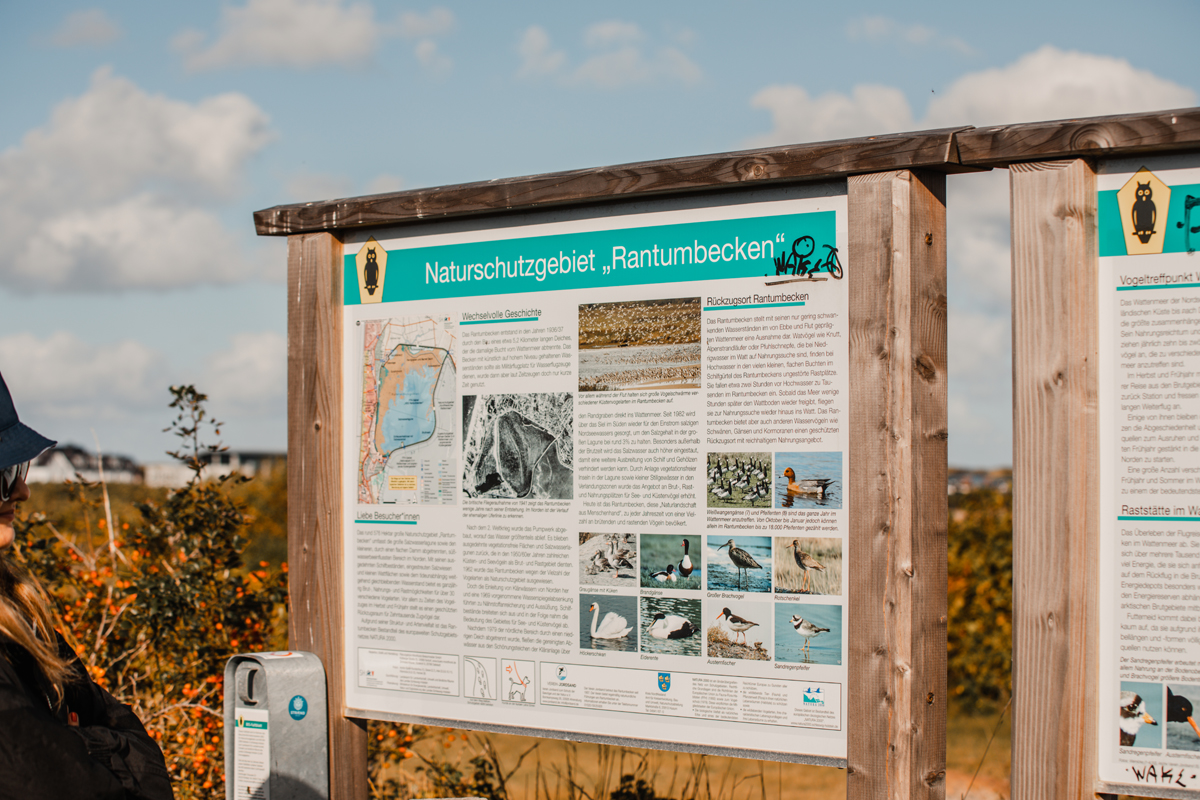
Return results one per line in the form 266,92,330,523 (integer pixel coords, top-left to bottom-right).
707,453,773,508
578,298,701,391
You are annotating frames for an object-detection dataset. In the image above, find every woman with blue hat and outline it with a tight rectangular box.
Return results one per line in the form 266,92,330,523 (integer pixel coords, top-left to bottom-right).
0,373,172,799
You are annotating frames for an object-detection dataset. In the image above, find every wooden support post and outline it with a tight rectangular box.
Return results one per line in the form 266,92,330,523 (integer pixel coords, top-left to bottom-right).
847,170,949,799
287,231,369,800
1009,159,1099,800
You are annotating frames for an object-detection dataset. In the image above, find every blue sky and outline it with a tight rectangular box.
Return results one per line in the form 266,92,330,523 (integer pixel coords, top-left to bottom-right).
1,1,1197,466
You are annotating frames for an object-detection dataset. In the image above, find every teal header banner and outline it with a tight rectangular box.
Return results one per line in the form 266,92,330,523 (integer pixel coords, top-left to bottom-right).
1099,183,1200,257
344,210,837,304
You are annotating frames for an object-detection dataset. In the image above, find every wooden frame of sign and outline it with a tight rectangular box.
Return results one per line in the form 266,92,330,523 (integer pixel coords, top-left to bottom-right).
261,107,1200,800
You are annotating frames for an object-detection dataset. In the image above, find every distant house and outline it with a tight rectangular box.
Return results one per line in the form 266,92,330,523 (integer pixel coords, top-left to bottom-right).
26,445,141,485
947,468,1012,495
143,450,286,488
26,445,285,489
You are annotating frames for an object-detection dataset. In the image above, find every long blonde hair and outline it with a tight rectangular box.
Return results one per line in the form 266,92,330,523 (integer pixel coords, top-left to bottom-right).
0,555,74,705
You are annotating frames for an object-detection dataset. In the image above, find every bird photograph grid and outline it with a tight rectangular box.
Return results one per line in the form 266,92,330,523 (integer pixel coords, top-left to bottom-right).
579,594,637,652
462,392,573,499
578,297,701,392
774,451,842,509
706,536,771,593
639,534,701,589
709,600,772,661
579,531,638,586
774,602,842,665
707,451,772,508
773,537,841,595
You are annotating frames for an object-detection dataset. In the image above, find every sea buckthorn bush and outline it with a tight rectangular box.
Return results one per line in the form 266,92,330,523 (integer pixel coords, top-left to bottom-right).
12,386,288,799
947,486,1014,711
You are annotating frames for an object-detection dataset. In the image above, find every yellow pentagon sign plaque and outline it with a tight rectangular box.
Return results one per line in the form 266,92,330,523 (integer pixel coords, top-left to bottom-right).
1117,167,1171,256
356,237,387,304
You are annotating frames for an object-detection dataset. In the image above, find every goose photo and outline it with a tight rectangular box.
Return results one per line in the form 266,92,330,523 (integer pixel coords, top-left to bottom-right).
639,534,701,590
706,452,772,508
579,532,638,586
578,298,701,391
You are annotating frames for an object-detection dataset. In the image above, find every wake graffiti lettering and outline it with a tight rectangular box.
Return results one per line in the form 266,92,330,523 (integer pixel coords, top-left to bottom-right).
1126,763,1197,787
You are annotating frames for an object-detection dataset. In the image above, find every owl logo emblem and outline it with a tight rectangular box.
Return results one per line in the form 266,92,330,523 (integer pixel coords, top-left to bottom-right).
364,248,380,295
1131,182,1156,244
1117,168,1171,256
355,238,387,304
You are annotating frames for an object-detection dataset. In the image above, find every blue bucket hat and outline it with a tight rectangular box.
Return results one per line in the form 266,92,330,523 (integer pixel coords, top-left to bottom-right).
0,372,56,470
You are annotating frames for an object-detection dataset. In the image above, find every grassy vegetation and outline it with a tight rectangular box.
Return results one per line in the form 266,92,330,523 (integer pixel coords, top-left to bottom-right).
18,394,1028,800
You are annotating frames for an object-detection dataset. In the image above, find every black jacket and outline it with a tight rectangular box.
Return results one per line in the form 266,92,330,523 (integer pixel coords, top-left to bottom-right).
0,633,173,800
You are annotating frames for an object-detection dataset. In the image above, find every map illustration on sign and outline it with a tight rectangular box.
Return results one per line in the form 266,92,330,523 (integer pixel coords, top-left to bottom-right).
358,317,457,505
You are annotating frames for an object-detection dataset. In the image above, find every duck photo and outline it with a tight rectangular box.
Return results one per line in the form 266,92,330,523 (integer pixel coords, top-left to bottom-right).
639,534,701,589
578,594,638,652
640,597,701,656
774,537,841,595
1119,682,1163,748
774,451,842,509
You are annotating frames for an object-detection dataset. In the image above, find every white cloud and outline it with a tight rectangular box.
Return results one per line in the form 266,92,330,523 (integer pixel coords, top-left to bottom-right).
0,68,273,291
175,0,380,71
584,20,642,49
846,15,972,55
925,45,1196,127
746,84,914,147
175,0,456,72
0,330,287,458
0,332,170,420
516,21,700,89
50,9,122,47
395,7,454,39
746,47,1195,466
202,332,286,416
517,25,565,78
414,39,452,76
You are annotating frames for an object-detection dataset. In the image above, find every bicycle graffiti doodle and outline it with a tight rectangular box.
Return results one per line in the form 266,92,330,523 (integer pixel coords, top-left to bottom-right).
773,236,843,279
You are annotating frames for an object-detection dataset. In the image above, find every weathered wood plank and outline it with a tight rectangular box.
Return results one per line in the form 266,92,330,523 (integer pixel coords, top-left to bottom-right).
847,170,948,800
287,231,368,800
255,127,971,235
1008,159,1099,800
959,108,1200,167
